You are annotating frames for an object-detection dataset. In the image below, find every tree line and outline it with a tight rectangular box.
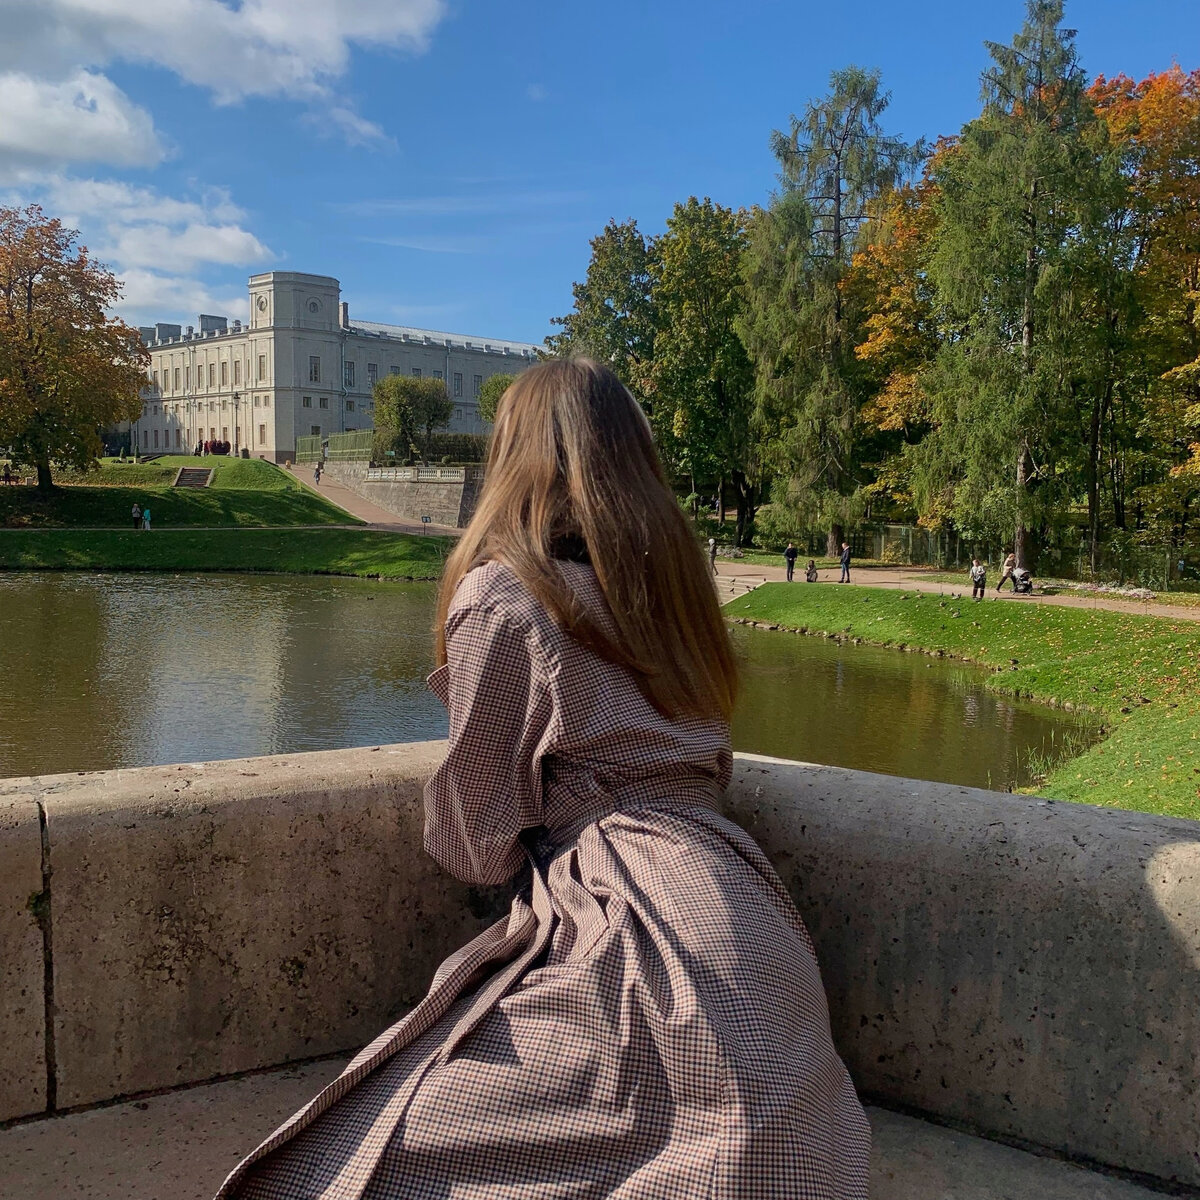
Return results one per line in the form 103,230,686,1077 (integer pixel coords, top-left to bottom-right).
546,0,1200,571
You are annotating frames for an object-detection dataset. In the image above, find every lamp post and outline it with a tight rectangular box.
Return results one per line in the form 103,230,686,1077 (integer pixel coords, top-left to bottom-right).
232,392,241,456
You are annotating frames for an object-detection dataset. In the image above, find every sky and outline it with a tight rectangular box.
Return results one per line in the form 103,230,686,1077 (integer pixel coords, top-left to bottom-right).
1,0,1197,345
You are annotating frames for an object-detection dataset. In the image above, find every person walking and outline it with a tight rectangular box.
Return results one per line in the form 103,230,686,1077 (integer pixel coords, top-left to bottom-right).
784,541,798,581
969,557,987,601
996,551,1017,591
214,357,869,1200
141,505,151,531
313,462,322,486
839,540,852,583
131,502,142,530
707,535,718,574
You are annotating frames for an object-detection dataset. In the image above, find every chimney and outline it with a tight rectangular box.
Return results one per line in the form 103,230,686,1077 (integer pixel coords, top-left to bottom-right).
339,301,349,328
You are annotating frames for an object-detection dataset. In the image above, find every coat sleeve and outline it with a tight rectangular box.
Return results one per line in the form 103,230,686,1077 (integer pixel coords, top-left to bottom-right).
423,601,553,886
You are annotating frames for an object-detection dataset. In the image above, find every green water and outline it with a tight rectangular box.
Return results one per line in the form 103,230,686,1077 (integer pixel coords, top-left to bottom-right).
0,573,1095,787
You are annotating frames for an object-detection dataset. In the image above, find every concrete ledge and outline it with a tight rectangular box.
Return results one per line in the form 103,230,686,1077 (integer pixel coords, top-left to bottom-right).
725,754,1200,1189
1,746,1198,1188
3,744,502,1111
0,1063,1168,1200
0,789,45,1120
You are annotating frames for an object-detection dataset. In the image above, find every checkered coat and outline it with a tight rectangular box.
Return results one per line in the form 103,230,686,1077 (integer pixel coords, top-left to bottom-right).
217,561,869,1199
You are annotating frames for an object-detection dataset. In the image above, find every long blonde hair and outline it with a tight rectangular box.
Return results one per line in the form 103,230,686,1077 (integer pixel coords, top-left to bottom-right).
435,357,737,721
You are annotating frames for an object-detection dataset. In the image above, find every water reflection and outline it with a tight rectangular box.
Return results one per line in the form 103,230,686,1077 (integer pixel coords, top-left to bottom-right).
0,574,1098,789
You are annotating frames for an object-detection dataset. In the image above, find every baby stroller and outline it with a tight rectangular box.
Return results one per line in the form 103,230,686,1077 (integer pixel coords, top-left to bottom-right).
1011,566,1033,594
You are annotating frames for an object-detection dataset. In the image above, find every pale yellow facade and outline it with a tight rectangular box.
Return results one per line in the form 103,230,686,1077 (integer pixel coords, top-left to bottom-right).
132,271,539,460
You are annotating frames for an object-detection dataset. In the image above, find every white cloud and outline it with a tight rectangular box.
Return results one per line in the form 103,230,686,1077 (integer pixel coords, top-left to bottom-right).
0,0,445,170
117,268,250,325
0,69,162,170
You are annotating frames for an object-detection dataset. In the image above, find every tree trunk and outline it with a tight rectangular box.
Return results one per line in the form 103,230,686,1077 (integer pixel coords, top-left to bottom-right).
717,477,726,526
731,470,755,548
1014,441,1033,570
826,523,844,560
35,457,53,494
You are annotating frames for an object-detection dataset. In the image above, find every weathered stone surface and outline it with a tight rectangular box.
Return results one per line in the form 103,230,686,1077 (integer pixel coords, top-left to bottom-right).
323,460,480,527
0,1067,1167,1200
0,786,46,1120
32,742,503,1108
725,753,1200,1189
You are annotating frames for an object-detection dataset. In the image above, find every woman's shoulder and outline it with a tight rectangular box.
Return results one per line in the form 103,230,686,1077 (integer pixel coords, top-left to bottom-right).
448,559,602,643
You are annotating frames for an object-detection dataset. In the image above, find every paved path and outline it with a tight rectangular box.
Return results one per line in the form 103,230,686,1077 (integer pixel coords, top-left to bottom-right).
0,1060,1163,1200
714,559,1200,623
286,465,461,538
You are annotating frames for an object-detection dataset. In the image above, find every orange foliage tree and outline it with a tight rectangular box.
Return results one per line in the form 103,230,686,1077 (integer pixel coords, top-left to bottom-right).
0,205,146,492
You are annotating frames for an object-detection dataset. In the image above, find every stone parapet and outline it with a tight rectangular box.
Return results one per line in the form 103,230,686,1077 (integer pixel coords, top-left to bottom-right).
0,748,1196,1189
322,459,479,527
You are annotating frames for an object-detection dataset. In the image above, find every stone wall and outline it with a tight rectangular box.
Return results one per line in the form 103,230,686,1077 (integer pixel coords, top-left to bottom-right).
1,748,1197,1189
324,460,480,527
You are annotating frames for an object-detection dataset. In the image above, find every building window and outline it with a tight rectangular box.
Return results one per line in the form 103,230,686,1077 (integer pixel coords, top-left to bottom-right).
174,367,181,391
175,429,181,448
346,400,355,412
221,399,227,411
142,429,147,447
222,426,228,441
344,361,355,388
319,396,328,409
263,395,270,409
302,395,312,408
253,395,260,408
455,407,463,421
220,361,228,386
257,354,267,382
389,365,401,376
367,363,378,386
432,369,443,380
453,372,462,397
186,367,192,389
309,355,321,383
311,425,321,436
208,363,215,387
473,374,482,397
233,360,241,385
411,367,422,378
153,429,159,448
258,424,267,446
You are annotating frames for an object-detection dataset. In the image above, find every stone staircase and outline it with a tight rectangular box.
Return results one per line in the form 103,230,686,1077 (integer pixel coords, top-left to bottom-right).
174,467,212,488
714,571,766,604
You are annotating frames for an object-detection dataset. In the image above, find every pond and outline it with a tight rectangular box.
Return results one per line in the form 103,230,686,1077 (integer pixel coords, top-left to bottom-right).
0,573,1097,788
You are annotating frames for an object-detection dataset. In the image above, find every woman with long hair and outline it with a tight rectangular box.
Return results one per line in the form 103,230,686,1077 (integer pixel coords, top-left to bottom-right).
218,358,868,1199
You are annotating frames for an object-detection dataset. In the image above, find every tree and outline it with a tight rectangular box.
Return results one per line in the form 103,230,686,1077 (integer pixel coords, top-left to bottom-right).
747,66,920,554
918,1,1096,565
643,198,758,545
0,205,146,492
545,219,657,401
477,373,513,424
372,374,450,461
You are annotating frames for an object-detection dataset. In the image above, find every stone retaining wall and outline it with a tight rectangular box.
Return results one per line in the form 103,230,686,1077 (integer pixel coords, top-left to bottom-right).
324,460,479,527
1,748,1197,1189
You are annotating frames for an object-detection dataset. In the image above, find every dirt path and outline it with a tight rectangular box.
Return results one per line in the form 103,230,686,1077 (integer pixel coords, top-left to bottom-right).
715,559,1200,623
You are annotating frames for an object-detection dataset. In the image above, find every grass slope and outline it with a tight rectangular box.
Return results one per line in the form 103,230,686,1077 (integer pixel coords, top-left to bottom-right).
727,583,1200,819
0,528,448,580
0,458,357,528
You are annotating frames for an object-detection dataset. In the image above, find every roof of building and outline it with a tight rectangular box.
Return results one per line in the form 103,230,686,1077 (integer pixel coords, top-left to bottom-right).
350,320,541,357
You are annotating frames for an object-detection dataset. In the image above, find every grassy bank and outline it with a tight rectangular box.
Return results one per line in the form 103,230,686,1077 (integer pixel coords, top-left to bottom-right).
0,528,449,580
0,458,357,528
727,583,1200,819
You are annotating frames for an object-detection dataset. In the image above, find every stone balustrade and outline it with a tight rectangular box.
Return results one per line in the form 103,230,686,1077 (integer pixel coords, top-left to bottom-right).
0,747,1196,1190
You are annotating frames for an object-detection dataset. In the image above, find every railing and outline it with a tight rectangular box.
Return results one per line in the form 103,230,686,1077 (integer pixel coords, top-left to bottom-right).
295,430,375,463
366,466,466,482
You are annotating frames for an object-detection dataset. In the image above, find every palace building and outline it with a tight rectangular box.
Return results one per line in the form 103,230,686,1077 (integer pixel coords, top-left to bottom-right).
131,271,540,461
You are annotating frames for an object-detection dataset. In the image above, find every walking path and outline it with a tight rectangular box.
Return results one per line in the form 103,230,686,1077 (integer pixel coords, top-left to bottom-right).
286,465,461,538
715,559,1200,623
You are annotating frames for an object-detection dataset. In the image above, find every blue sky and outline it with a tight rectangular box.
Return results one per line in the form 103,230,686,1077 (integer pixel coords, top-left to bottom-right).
2,0,1196,344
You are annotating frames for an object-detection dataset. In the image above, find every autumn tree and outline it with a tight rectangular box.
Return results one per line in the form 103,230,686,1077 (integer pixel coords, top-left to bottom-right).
0,205,146,492
643,198,758,544
746,66,920,554
545,218,657,401
476,372,513,423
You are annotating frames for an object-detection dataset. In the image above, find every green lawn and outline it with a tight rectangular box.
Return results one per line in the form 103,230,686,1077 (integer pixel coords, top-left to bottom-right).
0,528,449,580
727,583,1200,819
0,458,357,528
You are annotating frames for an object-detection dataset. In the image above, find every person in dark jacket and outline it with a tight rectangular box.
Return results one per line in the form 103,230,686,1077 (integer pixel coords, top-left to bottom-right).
839,542,851,583
784,542,798,581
